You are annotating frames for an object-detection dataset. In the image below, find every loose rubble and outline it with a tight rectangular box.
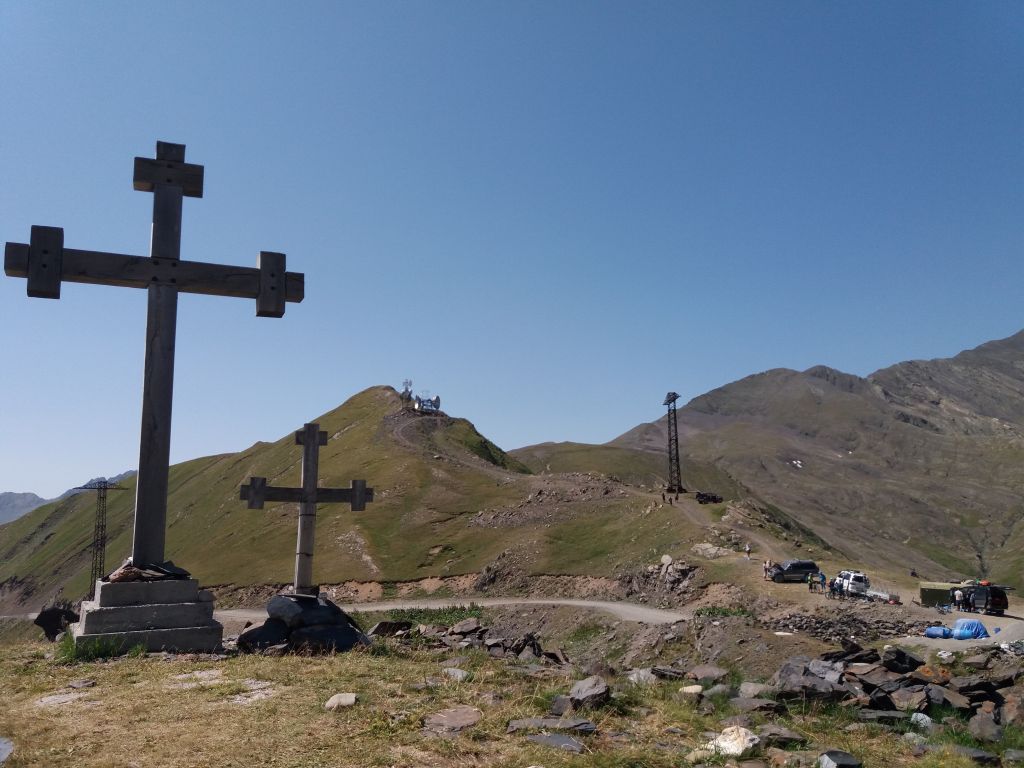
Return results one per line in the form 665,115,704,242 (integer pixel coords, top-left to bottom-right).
761,611,929,644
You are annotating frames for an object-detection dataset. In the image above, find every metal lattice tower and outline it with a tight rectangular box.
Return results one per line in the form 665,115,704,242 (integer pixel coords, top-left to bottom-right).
663,392,684,495
76,480,128,598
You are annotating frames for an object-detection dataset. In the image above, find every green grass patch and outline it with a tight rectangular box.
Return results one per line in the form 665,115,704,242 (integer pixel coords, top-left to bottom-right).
54,632,146,664
382,604,484,627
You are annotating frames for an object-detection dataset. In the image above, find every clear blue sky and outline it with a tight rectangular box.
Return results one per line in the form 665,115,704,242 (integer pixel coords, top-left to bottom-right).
1,2,1021,498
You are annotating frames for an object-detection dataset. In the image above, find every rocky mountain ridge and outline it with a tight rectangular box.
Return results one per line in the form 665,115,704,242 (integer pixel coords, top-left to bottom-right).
520,330,1024,586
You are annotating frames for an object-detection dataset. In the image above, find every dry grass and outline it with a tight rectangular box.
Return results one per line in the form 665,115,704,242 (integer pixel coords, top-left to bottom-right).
0,634,977,768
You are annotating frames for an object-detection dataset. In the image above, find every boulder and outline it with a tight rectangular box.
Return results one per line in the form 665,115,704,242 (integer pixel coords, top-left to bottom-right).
238,618,289,652
569,675,610,709
817,750,862,768
730,697,783,714
290,622,368,653
889,688,927,712
932,685,971,712
549,695,573,716
627,668,658,686
880,647,924,674
324,693,357,710
367,621,412,637
756,724,806,747
442,668,470,682
688,664,729,684
908,712,933,731
909,665,950,685
449,617,481,635
967,712,1003,743
1001,687,1024,726
739,682,775,699
701,726,760,757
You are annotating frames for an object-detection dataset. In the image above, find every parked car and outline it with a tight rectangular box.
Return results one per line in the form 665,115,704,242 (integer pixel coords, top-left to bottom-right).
964,583,1010,616
836,570,871,597
769,559,819,583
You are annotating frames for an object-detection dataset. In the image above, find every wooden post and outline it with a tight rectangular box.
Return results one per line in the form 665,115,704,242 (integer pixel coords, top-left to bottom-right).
131,142,186,566
294,423,327,595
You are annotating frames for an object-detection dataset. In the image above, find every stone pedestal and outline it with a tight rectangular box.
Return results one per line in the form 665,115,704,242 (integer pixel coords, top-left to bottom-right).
72,578,222,653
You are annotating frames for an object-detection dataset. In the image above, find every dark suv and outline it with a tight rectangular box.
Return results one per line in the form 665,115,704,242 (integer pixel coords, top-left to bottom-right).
770,559,819,583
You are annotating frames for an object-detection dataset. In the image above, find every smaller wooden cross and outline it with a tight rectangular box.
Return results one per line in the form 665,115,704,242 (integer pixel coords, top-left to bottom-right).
239,423,373,595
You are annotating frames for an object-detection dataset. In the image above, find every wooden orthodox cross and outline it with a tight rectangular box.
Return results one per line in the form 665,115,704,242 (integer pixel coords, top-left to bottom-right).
239,422,373,595
5,141,304,569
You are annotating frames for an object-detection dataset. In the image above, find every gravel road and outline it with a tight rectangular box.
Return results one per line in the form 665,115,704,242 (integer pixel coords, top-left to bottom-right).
217,597,688,626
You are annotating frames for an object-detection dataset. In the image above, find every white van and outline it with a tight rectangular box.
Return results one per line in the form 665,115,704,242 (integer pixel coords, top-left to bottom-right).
837,570,870,597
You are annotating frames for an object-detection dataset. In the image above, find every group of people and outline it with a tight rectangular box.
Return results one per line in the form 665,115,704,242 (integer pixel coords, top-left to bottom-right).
952,587,980,612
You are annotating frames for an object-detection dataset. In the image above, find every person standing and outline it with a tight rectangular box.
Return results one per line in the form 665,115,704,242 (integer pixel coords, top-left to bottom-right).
953,588,964,611
744,542,751,560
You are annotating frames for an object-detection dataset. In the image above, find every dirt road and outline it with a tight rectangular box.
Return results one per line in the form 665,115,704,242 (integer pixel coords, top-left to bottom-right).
218,597,688,627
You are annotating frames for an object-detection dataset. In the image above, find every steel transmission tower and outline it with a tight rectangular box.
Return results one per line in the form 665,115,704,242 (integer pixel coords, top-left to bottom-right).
75,480,128,598
663,392,685,495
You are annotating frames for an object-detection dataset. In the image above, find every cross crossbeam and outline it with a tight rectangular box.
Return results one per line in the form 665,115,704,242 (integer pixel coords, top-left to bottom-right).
239,423,374,595
5,237,303,311
4,140,304,569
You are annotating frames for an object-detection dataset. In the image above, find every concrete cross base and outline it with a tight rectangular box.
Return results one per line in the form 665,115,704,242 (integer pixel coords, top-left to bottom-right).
71,578,223,653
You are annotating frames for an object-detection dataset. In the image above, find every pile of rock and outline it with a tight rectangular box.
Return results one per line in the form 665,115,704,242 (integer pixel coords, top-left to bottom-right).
770,640,1024,763
619,555,698,601
761,612,928,643
369,616,572,665
237,594,369,654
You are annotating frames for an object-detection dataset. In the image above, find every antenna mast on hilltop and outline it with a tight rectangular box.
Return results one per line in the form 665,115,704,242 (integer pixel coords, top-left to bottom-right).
75,480,128,599
663,392,685,495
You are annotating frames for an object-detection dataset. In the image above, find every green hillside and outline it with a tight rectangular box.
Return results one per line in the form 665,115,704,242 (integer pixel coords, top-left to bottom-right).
522,332,1024,589
0,386,696,611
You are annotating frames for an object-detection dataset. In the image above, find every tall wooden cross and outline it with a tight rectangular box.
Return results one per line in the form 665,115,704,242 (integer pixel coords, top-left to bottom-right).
239,422,373,595
5,141,304,569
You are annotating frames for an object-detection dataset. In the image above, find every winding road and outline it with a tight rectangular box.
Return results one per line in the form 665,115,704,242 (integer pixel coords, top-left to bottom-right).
217,597,688,626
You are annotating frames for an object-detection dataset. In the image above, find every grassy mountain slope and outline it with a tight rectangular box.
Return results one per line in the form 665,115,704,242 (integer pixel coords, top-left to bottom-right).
523,332,1024,588
0,387,696,611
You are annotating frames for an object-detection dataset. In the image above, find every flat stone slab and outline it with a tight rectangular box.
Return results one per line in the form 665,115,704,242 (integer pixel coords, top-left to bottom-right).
507,717,597,734
229,680,274,705
688,664,729,683
78,601,215,633
0,737,12,764
73,622,222,653
422,706,482,733
35,692,89,707
94,578,203,607
166,669,224,689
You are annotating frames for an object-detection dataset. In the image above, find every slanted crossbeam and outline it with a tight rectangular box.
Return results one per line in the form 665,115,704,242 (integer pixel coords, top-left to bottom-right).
239,423,374,595
5,141,304,569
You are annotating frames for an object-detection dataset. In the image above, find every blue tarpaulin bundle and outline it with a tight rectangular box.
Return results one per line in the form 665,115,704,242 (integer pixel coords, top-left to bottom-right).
924,626,953,639
952,618,990,640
